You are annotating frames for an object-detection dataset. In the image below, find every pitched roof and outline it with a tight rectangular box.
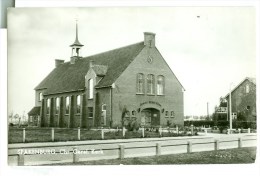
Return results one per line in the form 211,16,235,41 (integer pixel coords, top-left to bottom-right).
28,106,41,116
224,77,256,98
92,65,108,76
35,42,145,94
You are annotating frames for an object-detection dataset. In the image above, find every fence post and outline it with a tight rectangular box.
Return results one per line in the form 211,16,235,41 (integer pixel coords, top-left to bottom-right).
51,128,55,142
78,127,80,140
238,137,243,148
142,127,145,138
122,127,125,137
18,154,24,166
214,140,219,151
191,125,194,135
159,126,162,137
156,143,161,156
187,141,192,153
248,128,250,134
101,128,104,140
176,125,179,135
119,144,125,159
73,147,79,163
22,128,26,143
204,128,207,135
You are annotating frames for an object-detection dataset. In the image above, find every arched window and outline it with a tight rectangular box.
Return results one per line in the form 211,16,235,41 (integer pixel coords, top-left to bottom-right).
136,73,144,94
55,97,60,115
39,92,43,101
246,84,250,93
47,99,50,114
65,97,70,114
147,74,155,94
170,111,175,118
157,75,165,95
88,79,94,99
76,95,81,114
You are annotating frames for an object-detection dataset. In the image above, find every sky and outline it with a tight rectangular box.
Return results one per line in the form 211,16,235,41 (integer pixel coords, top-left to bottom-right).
7,7,257,117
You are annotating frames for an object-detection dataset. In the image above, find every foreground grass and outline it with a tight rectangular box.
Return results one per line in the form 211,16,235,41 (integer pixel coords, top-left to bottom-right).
51,147,256,165
8,127,194,143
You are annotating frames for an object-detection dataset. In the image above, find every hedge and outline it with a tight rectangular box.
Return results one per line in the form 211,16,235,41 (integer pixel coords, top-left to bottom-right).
184,120,256,129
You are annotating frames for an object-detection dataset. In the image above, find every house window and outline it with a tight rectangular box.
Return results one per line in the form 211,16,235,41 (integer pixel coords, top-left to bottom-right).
88,79,94,99
102,104,107,111
246,84,250,93
55,97,60,115
157,75,165,95
137,73,144,94
88,107,93,118
76,95,81,114
102,104,107,126
170,111,175,118
39,92,43,101
165,111,169,118
65,97,70,114
47,99,50,114
147,74,155,94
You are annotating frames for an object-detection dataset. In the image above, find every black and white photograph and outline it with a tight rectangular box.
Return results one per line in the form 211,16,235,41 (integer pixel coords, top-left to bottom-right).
4,1,259,174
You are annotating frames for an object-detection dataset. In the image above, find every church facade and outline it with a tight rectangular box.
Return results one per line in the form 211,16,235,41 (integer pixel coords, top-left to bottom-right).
28,24,185,128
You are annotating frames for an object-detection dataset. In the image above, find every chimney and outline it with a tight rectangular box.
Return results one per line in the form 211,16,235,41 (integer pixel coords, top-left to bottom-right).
55,59,64,67
144,32,156,48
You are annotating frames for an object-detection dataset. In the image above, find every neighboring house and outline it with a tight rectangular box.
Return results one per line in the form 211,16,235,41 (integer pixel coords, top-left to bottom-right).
28,23,185,128
225,77,256,122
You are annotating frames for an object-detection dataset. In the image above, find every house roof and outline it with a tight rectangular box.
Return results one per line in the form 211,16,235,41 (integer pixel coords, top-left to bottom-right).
35,42,145,94
28,106,41,116
224,77,256,99
92,65,108,76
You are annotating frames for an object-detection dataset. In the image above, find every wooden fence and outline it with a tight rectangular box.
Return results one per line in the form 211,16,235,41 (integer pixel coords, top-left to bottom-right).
9,135,257,166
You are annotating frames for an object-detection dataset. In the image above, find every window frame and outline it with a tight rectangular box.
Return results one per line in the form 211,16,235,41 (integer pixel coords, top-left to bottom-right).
136,73,145,94
170,111,175,118
88,78,94,99
76,95,81,114
147,74,155,95
65,96,70,115
47,98,50,115
88,107,93,118
55,97,60,115
246,84,250,93
157,75,165,95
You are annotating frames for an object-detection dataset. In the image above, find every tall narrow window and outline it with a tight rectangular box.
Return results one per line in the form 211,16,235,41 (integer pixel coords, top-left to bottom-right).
246,84,250,93
147,74,155,94
39,92,43,101
88,107,93,118
88,79,94,99
102,104,107,126
47,99,50,114
157,75,165,95
76,95,81,114
65,97,70,114
137,73,144,94
55,97,60,115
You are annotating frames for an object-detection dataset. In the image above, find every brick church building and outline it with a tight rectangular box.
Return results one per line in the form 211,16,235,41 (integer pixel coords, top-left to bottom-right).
28,23,185,128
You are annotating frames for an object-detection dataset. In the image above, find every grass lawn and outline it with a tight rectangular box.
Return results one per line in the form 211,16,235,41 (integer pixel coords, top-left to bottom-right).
8,127,194,143
51,147,256,165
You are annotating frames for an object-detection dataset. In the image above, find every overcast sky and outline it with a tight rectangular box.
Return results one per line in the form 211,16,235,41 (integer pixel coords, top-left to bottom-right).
8,7,256,117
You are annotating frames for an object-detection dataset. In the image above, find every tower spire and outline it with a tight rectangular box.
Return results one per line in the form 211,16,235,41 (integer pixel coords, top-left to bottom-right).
70,19,84,60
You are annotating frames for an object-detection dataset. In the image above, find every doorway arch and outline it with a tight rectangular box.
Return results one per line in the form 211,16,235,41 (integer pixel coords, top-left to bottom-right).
141,108,160,126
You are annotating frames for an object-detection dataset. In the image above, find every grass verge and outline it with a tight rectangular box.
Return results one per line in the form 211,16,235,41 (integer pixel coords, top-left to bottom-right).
48,147,256,165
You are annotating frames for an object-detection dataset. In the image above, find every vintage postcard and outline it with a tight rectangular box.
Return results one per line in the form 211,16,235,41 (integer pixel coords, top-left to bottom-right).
5,2,259,176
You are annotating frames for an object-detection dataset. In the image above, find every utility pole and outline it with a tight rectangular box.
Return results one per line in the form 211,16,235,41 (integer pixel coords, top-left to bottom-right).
207,102,209,120
229,83,233,132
